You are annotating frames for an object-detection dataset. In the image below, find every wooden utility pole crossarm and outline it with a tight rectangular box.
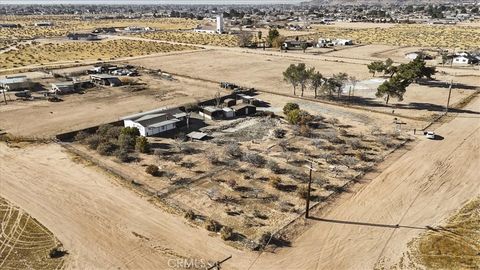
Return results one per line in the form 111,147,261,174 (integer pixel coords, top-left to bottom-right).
207,255,232,270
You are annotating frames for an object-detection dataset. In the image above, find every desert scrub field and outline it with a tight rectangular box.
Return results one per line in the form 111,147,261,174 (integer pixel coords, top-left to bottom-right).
137,31,239,47
309,25,480,50
0,16,199,39
0,197,65,269
70,108,410,248
0,39,197,69
406,197,480,269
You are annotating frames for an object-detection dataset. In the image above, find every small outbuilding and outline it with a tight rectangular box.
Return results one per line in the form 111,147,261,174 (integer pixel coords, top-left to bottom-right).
51,82,75,95
121,108,187,137
200,106,224,120
222,107,235,118
0,76,33,91
223,98,236,107
187,131,209,141
232,104,256,116
90,74,122,86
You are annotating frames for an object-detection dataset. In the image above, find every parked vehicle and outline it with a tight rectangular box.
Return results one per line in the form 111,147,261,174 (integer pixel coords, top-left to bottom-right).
425,131,435,139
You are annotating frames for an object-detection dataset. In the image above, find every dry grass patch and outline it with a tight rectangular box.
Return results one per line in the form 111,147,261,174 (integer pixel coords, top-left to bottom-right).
0,16,199,39
0,39,197,69
137,31,239,47
309,25,480,49
0,197,65,269
410,197,480,269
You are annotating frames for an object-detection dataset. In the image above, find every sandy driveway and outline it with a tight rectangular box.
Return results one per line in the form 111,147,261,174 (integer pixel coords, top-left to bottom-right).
250,96,480,269
0,143,249,269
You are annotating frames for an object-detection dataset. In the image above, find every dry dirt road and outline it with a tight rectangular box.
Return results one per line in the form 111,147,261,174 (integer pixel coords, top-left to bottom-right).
0,143,249,269
249,95,480,269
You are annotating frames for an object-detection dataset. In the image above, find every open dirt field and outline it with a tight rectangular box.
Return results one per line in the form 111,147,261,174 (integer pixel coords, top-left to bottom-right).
0,93,477,269
127,49,478,119
247,94,480,270
0,73,229,138
0,197,64,269
0,143,249,269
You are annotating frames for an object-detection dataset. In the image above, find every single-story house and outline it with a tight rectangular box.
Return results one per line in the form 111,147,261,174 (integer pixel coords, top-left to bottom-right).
199,106,224,120
232,104,256,116
452,54,478,65
121,108,187,137
282,40,304,50
67,33,101,41
333,39,353,46
223,98,236,107
0,76,33,91
35,22,54,27
90,74,122,86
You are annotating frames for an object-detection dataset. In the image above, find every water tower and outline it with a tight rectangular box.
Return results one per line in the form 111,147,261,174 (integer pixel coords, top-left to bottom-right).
216,14,224,34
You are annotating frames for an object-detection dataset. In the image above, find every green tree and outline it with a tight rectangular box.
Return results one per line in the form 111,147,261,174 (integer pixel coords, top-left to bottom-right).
367,61,385,77
283,102,300,115
301,42,308,53
283,64,300,95
376,76,408,104
118,133,135,151
121,127,140,137
267,28,280,46
297,64,314,97
135,136,150,153
331,72,349,98
310,71,324,98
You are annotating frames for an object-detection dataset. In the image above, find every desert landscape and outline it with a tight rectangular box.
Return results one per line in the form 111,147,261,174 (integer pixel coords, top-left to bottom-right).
1,2,479,270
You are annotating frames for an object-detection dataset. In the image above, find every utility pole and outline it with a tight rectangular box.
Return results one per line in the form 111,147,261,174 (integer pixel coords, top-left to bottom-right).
445,80,453,115
207,255,232,270
1,88,7,105
304,160,318,219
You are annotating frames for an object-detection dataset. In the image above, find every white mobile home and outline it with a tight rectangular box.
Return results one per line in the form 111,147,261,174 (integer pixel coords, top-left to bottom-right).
121,108,186,136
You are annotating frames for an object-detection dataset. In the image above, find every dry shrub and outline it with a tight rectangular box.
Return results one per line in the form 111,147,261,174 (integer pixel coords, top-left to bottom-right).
220,226,234,241
204,218,219,232
297,185,309,199
267,160,282,174
270,176,281,189
184,209,195,220
97,141,116,156
145,164,159,176
243,152,266,167
226,179,237,189
224,142,242,159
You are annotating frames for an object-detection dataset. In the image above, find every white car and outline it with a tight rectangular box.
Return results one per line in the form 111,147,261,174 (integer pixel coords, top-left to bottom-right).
425,131,435,139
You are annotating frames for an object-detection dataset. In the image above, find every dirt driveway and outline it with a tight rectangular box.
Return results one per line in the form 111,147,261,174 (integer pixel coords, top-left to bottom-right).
249,95,480,269
0,143,249,269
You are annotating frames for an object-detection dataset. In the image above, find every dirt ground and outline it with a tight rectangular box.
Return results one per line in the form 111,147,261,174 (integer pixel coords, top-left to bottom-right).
246,94,480,270
0,72,229,138
127,48,478,120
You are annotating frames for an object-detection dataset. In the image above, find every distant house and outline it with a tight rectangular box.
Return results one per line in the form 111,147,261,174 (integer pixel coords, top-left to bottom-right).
333,39,353,46
237,94,260,106
405,52,421,60
90,74,122,86
92,27,117,33
34,22,54,27
452,54,478,65
50,80,91,95
0,76,33,91
282,40,304,50
317,38,333,47
51,82,75,95
67,33,101,41
0,23,21,28
232,104,256,116
121,108,187,136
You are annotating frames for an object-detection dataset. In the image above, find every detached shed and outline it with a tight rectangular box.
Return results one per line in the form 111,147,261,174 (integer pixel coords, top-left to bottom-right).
90,74,122,86
51,82,75,95
200,106,224,120
0,76,33,91
223,98,236,107
187,131,208,141
222,107,235,118
232,104,256,116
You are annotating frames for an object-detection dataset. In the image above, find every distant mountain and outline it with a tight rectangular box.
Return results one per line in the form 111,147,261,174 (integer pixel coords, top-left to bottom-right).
304,0,465,5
